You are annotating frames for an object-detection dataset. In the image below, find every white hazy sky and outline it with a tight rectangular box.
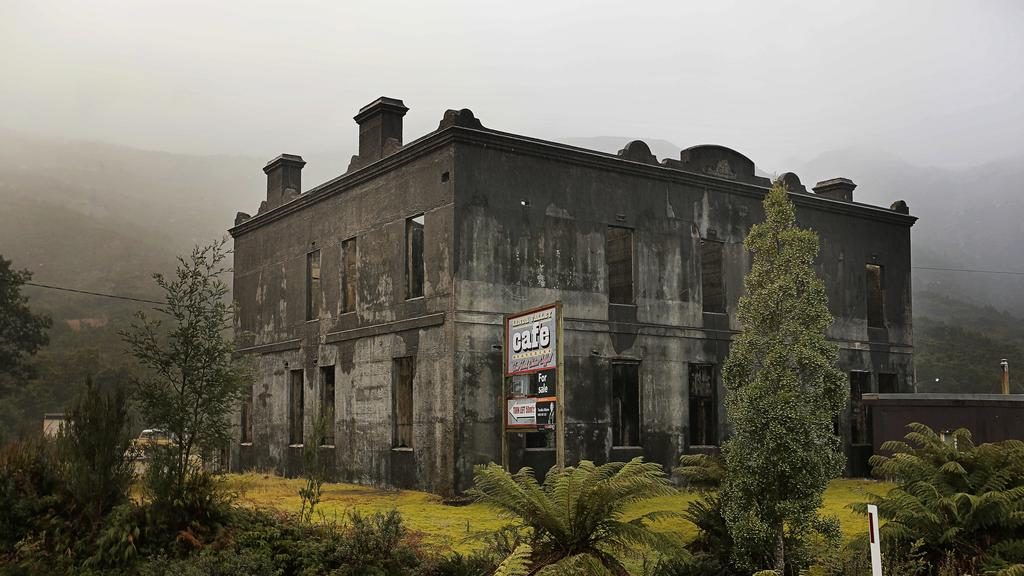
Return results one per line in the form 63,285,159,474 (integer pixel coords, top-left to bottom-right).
2,0,1022,179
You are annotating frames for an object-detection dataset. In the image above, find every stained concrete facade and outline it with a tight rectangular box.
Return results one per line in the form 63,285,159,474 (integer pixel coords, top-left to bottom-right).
229,98,916,496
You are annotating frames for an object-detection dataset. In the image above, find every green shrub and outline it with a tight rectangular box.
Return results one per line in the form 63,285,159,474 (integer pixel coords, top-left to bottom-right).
136,549,281,576
141,450,235,548
860,423,1024,574
220,506,434,576
0,436,61,555
56,380,135,530
0,383,140,572
674,453,840,576
823,538,930,576
424,551,496,576
298,416,329,524
84,502,145,570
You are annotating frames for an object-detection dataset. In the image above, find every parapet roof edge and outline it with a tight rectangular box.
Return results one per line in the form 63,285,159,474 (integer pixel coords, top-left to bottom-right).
229,126,917,238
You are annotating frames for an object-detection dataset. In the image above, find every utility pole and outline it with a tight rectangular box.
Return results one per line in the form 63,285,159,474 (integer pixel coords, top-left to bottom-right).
1001,359,1010,395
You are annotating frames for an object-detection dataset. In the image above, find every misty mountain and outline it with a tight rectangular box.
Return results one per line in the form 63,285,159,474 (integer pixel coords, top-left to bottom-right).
791,148,1024,316
0,128,263,249
0,128,264,309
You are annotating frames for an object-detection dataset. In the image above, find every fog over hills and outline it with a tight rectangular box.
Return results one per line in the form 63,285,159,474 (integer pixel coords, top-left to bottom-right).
1,131,1022,320
0,129,263,303
791,148,1024,316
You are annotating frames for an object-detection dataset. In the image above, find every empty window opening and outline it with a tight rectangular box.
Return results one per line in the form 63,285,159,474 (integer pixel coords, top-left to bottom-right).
240,385,253,444
878,372,899,394
849,371,871,446
289,369,304,446
320,366,336,446
866,264,885,328
701,240,725,313
306,250,321,321
406,215,425,299
341,238,357,314
611,362,641,447
688,364,718,446
525,430,550,449
607,226,634,304
393,357,415,448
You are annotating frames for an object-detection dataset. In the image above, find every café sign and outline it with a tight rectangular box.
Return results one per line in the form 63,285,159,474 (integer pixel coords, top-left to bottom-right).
505,304,559,376
502,302,565,466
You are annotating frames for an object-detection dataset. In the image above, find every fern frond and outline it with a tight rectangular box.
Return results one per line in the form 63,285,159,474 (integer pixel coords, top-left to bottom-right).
536,552,616,576
495,543,533,576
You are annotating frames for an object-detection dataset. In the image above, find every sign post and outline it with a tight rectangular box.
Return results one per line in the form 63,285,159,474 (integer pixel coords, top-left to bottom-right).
554,303,565,469
503,302,565,469
867,504,882,576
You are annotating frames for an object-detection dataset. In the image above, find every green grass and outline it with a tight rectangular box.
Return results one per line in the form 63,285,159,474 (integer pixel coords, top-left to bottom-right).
226,473,891,554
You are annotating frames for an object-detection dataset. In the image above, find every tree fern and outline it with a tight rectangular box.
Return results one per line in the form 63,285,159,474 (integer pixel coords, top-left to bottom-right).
675,453,725,491
471,457,683,574
495,543,533,576
859,423,1024,572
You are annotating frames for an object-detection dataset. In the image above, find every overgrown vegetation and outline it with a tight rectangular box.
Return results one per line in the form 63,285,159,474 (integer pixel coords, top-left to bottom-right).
2,209,1021,575
0,380,139,571
298,416,330,524
470,457,683,575
0,382,483,575
846,423,1024,575
56,378,136,528
120,240,250,535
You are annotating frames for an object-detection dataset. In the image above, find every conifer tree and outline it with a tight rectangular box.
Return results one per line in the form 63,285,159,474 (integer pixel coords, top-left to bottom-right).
720,183,847,573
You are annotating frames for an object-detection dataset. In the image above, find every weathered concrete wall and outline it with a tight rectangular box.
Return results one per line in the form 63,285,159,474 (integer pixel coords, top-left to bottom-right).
449,135,915,490
231,117,915,495
231,144,458,494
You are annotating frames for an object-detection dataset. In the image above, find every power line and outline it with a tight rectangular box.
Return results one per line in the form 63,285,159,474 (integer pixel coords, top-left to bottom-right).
24,282,164,305
21,266,1024,306
913,266,1024,277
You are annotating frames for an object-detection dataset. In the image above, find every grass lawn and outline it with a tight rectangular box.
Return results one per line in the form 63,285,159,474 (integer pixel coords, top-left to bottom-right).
227,473,891,554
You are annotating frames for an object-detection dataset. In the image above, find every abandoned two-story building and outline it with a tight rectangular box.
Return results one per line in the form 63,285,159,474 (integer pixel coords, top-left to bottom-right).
228,97,915,495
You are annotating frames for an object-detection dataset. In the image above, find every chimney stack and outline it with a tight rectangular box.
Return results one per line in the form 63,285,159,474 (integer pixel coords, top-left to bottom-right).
350,97,408,170
813,177,857,202
263,154,305,211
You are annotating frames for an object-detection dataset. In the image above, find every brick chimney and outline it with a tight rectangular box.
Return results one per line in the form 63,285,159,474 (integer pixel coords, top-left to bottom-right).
812,177,857,202
350,97,408,170
263,154,305,211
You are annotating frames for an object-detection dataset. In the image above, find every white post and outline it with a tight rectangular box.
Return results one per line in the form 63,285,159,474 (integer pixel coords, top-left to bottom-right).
868,504,882,576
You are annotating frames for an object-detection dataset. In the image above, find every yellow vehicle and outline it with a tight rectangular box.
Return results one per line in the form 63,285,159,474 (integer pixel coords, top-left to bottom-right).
133,428,173,451
129,429,173,474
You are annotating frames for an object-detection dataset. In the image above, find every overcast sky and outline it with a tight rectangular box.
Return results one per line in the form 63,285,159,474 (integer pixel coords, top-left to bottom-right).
2,0,1022,183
